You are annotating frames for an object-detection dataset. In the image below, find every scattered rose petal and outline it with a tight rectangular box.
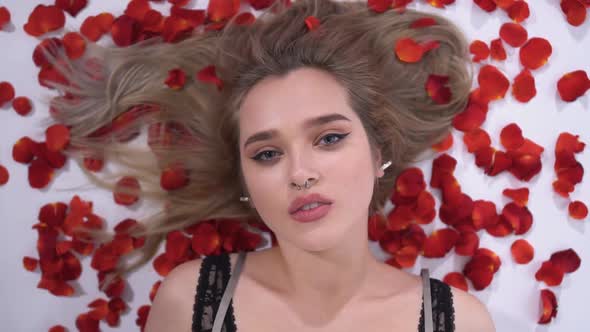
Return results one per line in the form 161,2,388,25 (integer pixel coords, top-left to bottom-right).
550,248,581,273
443,272,468,291
520,37,552,70
425,74,452,104
500,123,525,150
62,32,86,60
539,289,558,324
305,15,320,31
410,17,437,28
207,0,240,23
510,239,534,264
111,15,141,47
0,81,15,106
23,5,66,37
55,0,88,17
164,68,187,90
535,261,564,286
478,64,510,102
502,187,529,207
0,7,10,29
45,124,71,152
28,158,54,188
560,0,587,27
0,164,8,185
499,22,528,47
394,38,439,63
12,96,33,116
557,70,590,102
469,40,490,62
507,1,529,23
490,38,507,61
512,69,536,102
568,200,588,220
196,65,224,91
113,176,141,206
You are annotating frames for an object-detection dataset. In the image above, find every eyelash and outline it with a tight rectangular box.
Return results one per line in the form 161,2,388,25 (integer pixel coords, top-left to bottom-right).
251,132,351,163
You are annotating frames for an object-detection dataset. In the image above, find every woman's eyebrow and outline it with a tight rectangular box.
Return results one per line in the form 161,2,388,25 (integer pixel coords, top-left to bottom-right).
243,113,351,149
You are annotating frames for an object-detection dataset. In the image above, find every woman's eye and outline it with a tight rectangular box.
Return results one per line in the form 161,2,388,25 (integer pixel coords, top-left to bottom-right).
251,132,350,163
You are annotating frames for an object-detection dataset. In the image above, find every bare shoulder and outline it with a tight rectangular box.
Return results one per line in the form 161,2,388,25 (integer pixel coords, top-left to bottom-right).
449,286,496,332
144,257,204,332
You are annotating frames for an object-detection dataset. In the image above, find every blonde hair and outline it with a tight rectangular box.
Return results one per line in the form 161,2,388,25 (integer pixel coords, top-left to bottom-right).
40,0,473,287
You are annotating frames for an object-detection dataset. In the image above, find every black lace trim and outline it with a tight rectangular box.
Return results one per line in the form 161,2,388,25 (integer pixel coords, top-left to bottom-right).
191,253,238,332
417,278,456,332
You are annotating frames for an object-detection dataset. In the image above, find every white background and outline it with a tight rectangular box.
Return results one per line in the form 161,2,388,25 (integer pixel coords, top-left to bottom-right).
0,0,589,331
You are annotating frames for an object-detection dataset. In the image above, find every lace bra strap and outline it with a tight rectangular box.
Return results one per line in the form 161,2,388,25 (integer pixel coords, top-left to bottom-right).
212,251,247,332
421,268,433,332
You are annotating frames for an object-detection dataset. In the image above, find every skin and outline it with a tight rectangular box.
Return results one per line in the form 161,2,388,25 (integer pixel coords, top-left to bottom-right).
145,67,496,332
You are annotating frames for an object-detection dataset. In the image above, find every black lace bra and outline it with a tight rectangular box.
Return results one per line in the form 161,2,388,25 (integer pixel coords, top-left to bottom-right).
192,251,455,332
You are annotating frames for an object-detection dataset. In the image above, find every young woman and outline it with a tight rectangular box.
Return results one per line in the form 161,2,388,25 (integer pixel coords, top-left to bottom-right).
44,0,495,331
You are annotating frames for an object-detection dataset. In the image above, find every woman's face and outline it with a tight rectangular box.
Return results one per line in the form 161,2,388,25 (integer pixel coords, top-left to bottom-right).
238,67,383,251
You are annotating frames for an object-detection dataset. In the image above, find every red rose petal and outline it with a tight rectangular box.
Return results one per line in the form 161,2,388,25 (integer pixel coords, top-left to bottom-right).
535,261,564,286
164,68,187,90
23,5,66,37
425,74,452,104
55,0,88,17
12,136,36,164
23,256,39,271
462,128,491,153
45,124,71,152
443,272,468,291
557,70,590,102
469,40,490,62
111,15,141,47
568,200,588,220
549,248,581,273
125,0,151,21
49,325,66,332
454,231,479,256
511,69,536,102
510,238,534,264
153,252,176,277
12,96,33,116
62,32,86,60
113,176,141,206
83,156,104,172
489,38,507,61
304,15,320,31
506,1,529,23
502,187,529,207
196,65,223,91
499,22,528,47
0,81,15,106
452,98,487,132
520,37,552,70
207,0,240,23
410,17,437,28
422,228,459,258
431,132,453,152
494,0,516,9
539,289,558,324
478,64,510,102
161,162,189,190
28,158,55,188
474,0,497,12
0,6,11,29
394,37,428,63
500,123,525,150
560,0,587,26
0,164,8,185
395,167,426,198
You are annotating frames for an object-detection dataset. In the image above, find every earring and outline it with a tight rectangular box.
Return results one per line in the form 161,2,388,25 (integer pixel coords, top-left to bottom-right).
381,160,392,171
240,196,249,202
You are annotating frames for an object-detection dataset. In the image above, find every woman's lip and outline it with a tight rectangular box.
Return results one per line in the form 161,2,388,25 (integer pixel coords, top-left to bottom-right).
290,203,332,223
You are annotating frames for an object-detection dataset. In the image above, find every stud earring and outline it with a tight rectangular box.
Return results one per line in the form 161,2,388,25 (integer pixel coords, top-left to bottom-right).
381,160,392,171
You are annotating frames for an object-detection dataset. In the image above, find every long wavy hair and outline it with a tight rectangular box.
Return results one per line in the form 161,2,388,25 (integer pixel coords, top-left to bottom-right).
40,0,473,287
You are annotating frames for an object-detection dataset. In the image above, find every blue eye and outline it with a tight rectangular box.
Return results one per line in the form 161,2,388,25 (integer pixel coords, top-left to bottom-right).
251,132,350,163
